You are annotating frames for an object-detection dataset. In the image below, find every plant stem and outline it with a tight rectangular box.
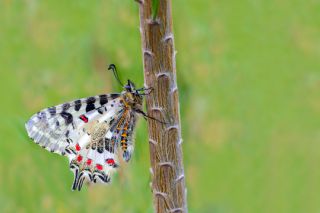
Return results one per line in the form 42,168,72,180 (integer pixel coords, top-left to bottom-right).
136,0,188,212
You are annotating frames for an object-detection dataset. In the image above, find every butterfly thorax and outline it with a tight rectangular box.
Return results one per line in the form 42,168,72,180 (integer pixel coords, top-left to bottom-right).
121,91,143,112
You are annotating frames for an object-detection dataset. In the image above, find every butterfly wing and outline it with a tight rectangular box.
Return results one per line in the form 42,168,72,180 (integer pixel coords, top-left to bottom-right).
25,94,121,155
26,93,140,191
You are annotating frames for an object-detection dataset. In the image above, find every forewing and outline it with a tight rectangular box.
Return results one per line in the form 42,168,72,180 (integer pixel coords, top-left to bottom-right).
25,94,120,155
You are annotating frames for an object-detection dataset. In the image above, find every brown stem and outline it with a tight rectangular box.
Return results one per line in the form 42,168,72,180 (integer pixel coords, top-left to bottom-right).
136,0,188,212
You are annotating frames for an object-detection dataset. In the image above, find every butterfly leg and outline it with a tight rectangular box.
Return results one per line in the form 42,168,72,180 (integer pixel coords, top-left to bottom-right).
136,87,154,95
135,109,167,124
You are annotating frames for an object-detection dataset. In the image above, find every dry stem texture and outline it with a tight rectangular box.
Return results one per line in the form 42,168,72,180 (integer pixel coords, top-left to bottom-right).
137,0,188,212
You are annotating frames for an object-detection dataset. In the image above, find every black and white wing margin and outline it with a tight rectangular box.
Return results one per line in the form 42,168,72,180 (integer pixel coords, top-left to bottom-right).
25,93,139,190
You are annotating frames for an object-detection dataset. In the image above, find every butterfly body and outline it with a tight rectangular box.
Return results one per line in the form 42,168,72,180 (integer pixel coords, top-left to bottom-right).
26,79,145,191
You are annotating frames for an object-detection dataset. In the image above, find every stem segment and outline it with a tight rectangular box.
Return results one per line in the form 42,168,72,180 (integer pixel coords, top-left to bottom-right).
137,0,188,212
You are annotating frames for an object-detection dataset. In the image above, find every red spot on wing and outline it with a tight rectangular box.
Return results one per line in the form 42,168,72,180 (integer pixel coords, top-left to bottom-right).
106,158,115,166
77,155,83,162
79,115,89,123
86,159,92,165
75,143,81,151
96,164,103,171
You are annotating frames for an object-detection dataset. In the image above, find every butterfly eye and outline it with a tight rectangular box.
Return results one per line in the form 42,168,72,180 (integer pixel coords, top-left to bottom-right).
124,85,131,92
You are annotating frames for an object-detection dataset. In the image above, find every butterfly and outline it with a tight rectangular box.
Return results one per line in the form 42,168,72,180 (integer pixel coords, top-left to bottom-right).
25,64,154,191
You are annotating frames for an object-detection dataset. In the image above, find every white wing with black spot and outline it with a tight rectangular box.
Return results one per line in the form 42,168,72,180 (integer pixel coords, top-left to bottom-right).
26,92,140,191
25,94,121,155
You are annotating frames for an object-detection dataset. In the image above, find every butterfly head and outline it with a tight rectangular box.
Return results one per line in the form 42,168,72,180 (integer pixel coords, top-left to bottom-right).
124,80,136,93
122,80,143,110
108,64,144,109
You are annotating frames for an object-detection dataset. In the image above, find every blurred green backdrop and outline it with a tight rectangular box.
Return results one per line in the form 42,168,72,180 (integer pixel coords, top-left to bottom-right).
1,0,320,212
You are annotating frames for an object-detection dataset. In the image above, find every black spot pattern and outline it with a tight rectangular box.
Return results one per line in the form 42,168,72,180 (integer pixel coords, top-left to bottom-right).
110,93,120,99
97,139,104,153
48,107,56,116
105,138,114,153
74,100,81,111
86,104,95,112
91,142,97,150
86,97,96,112
99,94,108,105
86,97,96,104
37,111,46,120
97,146,104,154
62,103,70,111
61,111,73,125
70,164,79,190
65,148,72,154
94,172,110,183
109,118,115,126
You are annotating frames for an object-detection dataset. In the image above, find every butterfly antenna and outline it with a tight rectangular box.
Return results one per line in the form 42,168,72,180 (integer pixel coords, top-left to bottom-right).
108,64,123,86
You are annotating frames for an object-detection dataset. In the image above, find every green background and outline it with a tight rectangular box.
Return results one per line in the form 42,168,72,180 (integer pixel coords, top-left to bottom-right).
1,0,320,212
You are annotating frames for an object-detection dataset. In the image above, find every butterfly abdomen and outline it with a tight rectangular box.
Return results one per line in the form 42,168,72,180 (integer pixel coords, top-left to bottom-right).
120,122,129,151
